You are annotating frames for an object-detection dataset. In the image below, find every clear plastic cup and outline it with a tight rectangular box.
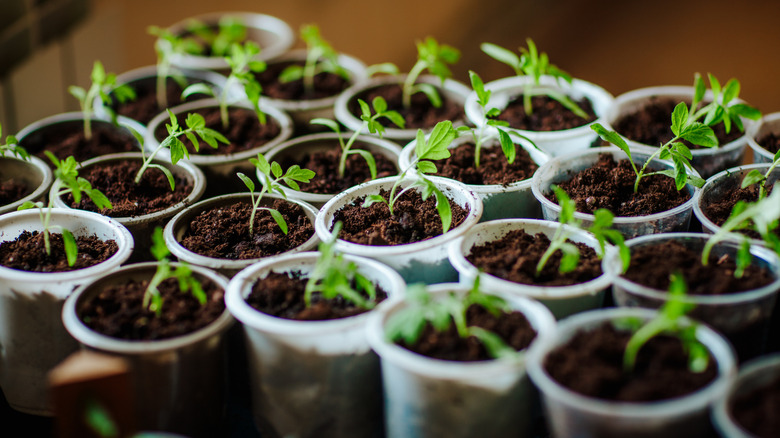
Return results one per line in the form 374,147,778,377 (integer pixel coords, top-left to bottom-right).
747,112,780,163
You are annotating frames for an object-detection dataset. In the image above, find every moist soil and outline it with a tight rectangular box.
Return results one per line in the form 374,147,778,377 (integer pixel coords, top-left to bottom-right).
255,60,350,100
333,188,469,246
614,97,742,149
180,200,313,259
398,303,537,362
115,77,212,125
466,229,603,286
545,322,718,402
434,141,538,185
0,178,29,206
154,107,281,156
701,180,776,240
23,124,138,165
553,153,690,216
622,240,775,294
279,143,397,194
78,276,225,341
246,270,387,320
64,160,192,217
496,94,596,131
350,83,465,130
731,375,780,438
757,132,780,154
0,231,117,272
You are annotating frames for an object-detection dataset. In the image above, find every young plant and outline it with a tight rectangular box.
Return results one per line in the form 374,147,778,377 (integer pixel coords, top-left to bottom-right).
310,96,405,179
385,277,522,360
303,222,377,310
148,26,199,109
185,16,247,57
135,110,229,190
279,24,351,97
536,186,630,275
237,153,315,236
481,38,587,118
143,227,206,316
0,123,28,160
701,188,780,278
401,37,460,109
182,41,267,128
684,73,761,136
741,149,780,200
68,61,136,140
18,153,112,265
622,272,709,373
363,120,457,233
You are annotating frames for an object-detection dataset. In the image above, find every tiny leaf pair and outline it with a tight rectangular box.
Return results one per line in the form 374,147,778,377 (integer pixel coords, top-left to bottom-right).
144,227,206,316
279,24,351,97
69,61,136,140
401,37,460,109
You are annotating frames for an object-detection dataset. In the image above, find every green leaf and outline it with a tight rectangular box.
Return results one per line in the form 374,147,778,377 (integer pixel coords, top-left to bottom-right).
362,194,387,208
372,96,388,113
481,42,521,71
310,118,340,133
185,112,206,130
468,327,522,360
413,83,441,108
365,62,399,77
237,172,255,192
680,122,718,147
432,184,452,233
68,86,86,102
416,121,456,161
268,208,288,235
353,149,378,180
181,83,215,100
497,129,516,164
358,99,371,118
590,123,632,158
729,103,762,121
552,185,575,224
741,169,766,188
693,73,705,107
722,78,740,105
416,160,438,174
150,226,170,261
87,189,113,210
558,242,580,273
671,102,689,137
278,65,304,83
169,137,187,163
61,228,78,267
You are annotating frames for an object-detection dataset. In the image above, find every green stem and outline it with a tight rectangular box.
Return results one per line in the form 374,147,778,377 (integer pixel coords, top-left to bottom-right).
759,159,780,200
535,226,569,275
156,62,169,109
338,125,363,177
523,83,533,115
303,47,322,97
633,135,680,193
403,61,427,109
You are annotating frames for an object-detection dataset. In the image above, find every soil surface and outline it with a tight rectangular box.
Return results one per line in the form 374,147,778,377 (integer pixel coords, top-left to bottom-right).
702,179,776,239
154,107,281,156
23,124,138,165
434,141,538,185
64,160,192,217
731,375,780,438
496,94,596,131
115,77,212,125
0,231,117,272
466,229,602,286
279,143,397,194
350,83,465,130
622,240,775,294
544,322,718,402
553,153,691,216
246,270,387,320
757,132,780,154
398,303,537,361
334,188,469,246
0,178,29,206
255,60,350,101
79,276,225,341
180,200,313,259
614,97,742,149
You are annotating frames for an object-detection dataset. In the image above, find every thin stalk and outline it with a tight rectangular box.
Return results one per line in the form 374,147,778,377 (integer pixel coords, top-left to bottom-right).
535,226,569,275
82,86,99,140
632,134,682,193
338,129,362,177
759,159,779,200
303,47,323,97
156,63,169,109
523,83,533,115
402,61,428,109
248,185,269,236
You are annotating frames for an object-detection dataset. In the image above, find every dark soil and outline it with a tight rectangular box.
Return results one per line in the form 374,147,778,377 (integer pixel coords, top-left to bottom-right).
154,107,281,156
757,132,780,154
614,97,742,149
64,160,192,217
553,153,690,216
279,142,397,194
466,229,603,286
433,141,538,185
245,270,387,320
78,276,225,341
398,303,537,361
0,178,29,205
496,94,596,131
333,188,469,246
0,231,117,272
115,77,212,125
731,375,780,438
544,322,718,402
179,200,313,259
622,240,775,294
702,179,776,240
350,83,465,130
255,60,350,100
22,123,138,165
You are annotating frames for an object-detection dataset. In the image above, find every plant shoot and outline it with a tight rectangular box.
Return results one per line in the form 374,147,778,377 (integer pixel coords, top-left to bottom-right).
279,24,351,97
0,123,28,160
69,61,136,140
741,149,780,200
401,37,460,109
143,227,206,316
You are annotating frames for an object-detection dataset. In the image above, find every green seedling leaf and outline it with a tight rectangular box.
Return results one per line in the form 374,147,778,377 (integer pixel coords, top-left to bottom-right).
268,208,288,235
402,37,460,108
144,227,205,316
61,228,78,267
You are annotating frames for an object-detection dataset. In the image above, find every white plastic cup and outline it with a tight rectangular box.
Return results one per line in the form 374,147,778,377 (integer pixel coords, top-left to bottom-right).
0,155,53,215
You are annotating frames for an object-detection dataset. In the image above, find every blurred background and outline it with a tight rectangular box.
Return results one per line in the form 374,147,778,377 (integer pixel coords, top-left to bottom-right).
1,0,779,133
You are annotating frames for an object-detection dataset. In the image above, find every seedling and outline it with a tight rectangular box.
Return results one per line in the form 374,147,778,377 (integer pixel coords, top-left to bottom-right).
741,149,780,200
238,152,315,236
363,120,457,233
701,188,780,278
143,227,206,316
135,110,228,190
310,96,405,179
279,24,351,97
385,277,522,360
684,73,761,136
182,41,267,128
148,26,198,109
68,61,136,140
303,222,377,310
622,272,709,373
18,153,112,266
0,123,28,160
400,37,460,109
185,16,247,57
481,38,587,118
536,186,630,275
